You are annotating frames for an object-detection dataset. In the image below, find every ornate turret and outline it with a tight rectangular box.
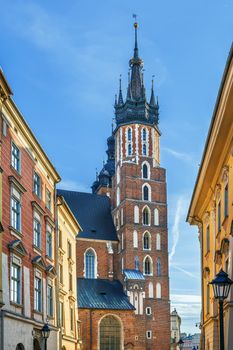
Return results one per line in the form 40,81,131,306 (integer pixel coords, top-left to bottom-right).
114,20,159,128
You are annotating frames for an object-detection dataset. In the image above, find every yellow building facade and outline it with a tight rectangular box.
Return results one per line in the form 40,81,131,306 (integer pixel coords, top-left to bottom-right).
57,195,82,350
188,44,233,350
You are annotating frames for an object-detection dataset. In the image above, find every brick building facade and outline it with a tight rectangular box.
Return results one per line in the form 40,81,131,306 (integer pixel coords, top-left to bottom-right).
59,21,170,350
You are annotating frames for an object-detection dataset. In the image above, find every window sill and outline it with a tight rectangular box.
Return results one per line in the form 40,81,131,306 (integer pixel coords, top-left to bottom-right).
33,245,42,254
33,309,43,315
9,226,22,238
10,165,22,178
10,301,23,308
143,248,151,251
46,255,54,263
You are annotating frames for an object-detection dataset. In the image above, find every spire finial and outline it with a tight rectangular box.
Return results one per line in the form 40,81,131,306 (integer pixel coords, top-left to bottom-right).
133,14,138,58
118,74,124,105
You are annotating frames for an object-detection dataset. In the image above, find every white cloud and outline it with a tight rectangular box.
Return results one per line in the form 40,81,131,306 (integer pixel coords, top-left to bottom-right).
162,146,194,164
169,197,184,264
58,180,90,193
171,294,201,320
171,265,200,280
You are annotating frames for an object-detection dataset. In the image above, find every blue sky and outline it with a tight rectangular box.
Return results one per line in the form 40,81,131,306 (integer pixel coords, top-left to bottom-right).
1,0,233,334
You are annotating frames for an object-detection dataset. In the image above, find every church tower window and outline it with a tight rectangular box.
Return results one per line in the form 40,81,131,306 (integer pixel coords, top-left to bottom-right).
156,233,161,250
144,256,153,275
154,208,159,226
127,127,133,156
134,206,139,223
143,231,151,250
157,258,161,276
133,230,138,248
85,249,96,279
142,184,151,201
156,283,161,298
142,162,149,179
143,206,150,225
99,316,121,350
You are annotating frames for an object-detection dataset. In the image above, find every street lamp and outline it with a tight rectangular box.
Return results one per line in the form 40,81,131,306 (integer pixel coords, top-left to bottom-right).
41,322,50,350
177,338,184,349
210,269,233,350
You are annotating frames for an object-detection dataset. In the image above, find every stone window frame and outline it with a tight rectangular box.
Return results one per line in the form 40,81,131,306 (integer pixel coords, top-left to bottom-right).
156,233,161,250
11,139,21,174
84,247,98,279
34,269,42,313
154,208,159,226
98,314,123,350
146,306,152,315
47,278,54,318
143,255,153,276
146,330,152,339
126,126,133,156
142,205,151,226
142,183,151,202
141,127,149,156
133,230,138,248
156,282,162,299
142,231,151,251
10,253,22,306
10,185,22,233
141,160,150,179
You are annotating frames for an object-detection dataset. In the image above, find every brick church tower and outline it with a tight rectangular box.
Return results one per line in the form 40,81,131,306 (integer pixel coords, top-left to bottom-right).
92,20,170,350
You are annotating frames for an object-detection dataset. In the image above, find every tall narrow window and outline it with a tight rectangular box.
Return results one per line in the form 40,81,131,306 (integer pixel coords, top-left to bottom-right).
127,128,132,156
128,128,132,141
142,128,147,142
128,143,132,156
224,184,228,218
34,275,42,312
47,284,53,317
70,307,74,331
33,218,41,249
148,282,154,298
143,207,150,226
68,241,72,259
11,142,20,172
46,189,52,211
144,256,152,275
11,195,21,231
156,283,161,299
59,264,63,284
142,128,148,156
10,263,20,304
143,185,150,201
133,230,138,248
157,258,161,276
142,163,148,179
143,232,151,250
217,201,221,232
135,256,140,270
206,226,210,253
116,187,120,206
85,249,96,279
33,172,41,198
156,233,161,250
46,226,52,258
154,208,159,226
134,206,139,224
59,302,64,327
69,272,73,291
143,144,147,156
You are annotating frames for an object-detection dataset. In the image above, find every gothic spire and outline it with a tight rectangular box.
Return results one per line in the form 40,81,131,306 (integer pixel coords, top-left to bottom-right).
118,75,124,105
129,19,144,100
150,76,156,106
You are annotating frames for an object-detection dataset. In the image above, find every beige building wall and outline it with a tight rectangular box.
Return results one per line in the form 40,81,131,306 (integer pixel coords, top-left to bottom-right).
57,196,82,350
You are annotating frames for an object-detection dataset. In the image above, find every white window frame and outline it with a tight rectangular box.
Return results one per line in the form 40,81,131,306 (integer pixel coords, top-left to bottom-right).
146,330,152,339
154,208,159,226
34,270,42,312
84,248,97,279
141,161,150,179
146,306,152,315
142,183,151,202
11,141,21,173
10,186,21,232
10,254,22,305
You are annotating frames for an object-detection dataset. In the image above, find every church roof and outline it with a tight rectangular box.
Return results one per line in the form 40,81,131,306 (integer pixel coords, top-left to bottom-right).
123,269,145,280
77,278,135,310
57,189,118,241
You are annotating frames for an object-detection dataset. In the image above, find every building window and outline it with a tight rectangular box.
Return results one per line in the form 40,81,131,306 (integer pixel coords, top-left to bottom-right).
146,331,152,339
117,166,120,184
143,231,151,250
59,264,63,284
217,201,221,232
11,195,21,231
127,127,132,156
133,230,138,248
142,128,147,142
59,301,64,327
142,163,149,179
224,184,228,218
70,306,74,331
144,256,152,275
206,226,210,253
34,276,42,312
146,307,152,315
134,205,139,224
156,282,161,299
10,263,20,304
47,284,53,317
68,241,72,259
134,256,140,270
154,208,159,226
157,258,161,276
128,143,132,156
128,128,132,141
11,142,20,172
85,249,96,279
46,189,52,211
143,185,150,201
46,226,52,258
143,207,150,225
148,282,154,298
116,187,120,206
156,233,161,250
100,316,121,350
33,172,41,198
58,229,62,248
69,272,73,291
143,144,147,156
33,218,41,249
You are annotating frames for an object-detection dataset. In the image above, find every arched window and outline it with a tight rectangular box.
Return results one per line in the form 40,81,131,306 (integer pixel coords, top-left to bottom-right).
142,184,151,201
144,256,152,275
16,345,25,350
116,166,120,184
142,163,148,179
156,233,161,250
127,127,132,156
128,143,132,156
85,249,96,279
157,258,161,276
143,232,151,250
142,128,147,142
133,230,138,248
128,128,132,141
135,256,139,270
116,187,120,206
156,283,161,298
100,316,121,350
143,207,150,226
134,206,139,224
148,282,154,298
143,144,147,156
154,208,159,226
